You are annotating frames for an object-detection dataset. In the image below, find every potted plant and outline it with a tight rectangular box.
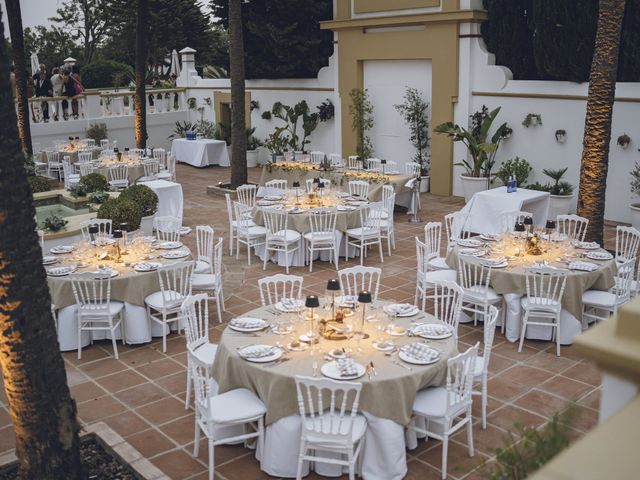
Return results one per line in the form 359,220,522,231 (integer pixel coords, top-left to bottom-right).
349,89,374,159
522,113,543,128
495,157,532,187
246,128,263,168
629,161,640,228
543,168,575,218
435,105,509,202
43,214,68,232
118,184,158,235
555,129,567,143
264,130,288,162
394,87,431,192
79,173,109,193
618,133,631,150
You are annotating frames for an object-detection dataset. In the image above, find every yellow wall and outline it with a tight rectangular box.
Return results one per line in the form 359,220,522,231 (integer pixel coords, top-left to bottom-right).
213,91,252,129
354,0,440,14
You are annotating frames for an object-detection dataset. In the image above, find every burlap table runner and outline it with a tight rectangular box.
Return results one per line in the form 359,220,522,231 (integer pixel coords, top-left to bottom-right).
212,302,457,426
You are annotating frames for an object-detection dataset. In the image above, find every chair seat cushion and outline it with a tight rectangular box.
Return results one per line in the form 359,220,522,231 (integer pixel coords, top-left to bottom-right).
208,388,266,423
190,342,218,366
520,297,561,312
192,273,218,289
413,387,448,418
463,286,501,303
346,227,380,238
582,289,616,308
243,225,267,237
421,269,457,285
194,260,211,274
79,300,124,316
305,413,367,445
303,232,335,243
429,257,450,271
145,291,184,310
156,172,172,179
473,355,485,378
270,229,301,242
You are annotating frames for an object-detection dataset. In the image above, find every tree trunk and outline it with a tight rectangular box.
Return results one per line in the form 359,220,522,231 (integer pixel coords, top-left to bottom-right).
0,7,83,479
4,0,32,156
135,0,149,149
577,0,627,244
229,0,248,188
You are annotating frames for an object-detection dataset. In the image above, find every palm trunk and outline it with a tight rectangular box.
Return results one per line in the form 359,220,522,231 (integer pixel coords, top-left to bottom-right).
135,0,149,149
577,0,627,244
229,0,248,188
0,8,83,479
4,0,32,156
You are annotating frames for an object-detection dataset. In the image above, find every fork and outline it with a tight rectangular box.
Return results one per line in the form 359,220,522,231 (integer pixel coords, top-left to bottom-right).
392,358,412,371
264,357,290,368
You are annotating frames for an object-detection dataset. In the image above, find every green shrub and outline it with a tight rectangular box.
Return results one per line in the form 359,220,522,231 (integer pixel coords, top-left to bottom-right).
43,214,68,232
82,60,134,89
86,123,108,143
97,197,143,231
28,176,51,193
118,184,158,217
68,183,89,198
90,190,110,204
496,157,532,187
79,173,109,193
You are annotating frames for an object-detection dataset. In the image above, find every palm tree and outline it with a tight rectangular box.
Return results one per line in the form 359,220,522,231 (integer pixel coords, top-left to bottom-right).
4,0,32,155
229,0,248,187
577,0,627,244
0,8,83,479
135,0,149,149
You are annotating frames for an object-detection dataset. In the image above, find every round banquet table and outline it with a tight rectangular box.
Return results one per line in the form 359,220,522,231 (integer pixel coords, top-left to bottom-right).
211,301,458,479
93,163,145,184
446,242,617,345
47,245,193,351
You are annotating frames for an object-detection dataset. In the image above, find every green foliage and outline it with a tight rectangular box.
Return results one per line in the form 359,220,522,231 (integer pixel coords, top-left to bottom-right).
490,405,576,479
264,131,288,155
270,101,319,151
261,111,272,120
349,89,375,159
525,181,550,192
86,123,108,143
89,190,110,204
543,168,574,195
317,99,334,122
119,184,159,217
522,113,543,128
213,123,231,146
97,197,143,231
27,176,52,193
212,0,333,79
170,120,196,139
82,60,134,89
197,120,218,140
631,161,640,197
496,157,533,186
23,25,83,71
618,133,631,147
394,87,430,175
79,173,109,193
247,130,263,151
43,214,68,232
67,183,89,198
435,105,508,178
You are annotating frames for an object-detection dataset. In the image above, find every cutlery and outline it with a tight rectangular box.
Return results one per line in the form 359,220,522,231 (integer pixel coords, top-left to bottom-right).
312,361,318,377
370,361,377,377
392,358,412,371
236,343,257,350
230,332,261,337
264,357,290,368
366,365,372,380
384,348,399,356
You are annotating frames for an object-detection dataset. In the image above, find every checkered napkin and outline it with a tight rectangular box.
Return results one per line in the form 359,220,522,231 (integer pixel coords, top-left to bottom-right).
386,303,415,315
238,346,278,359
280,298,302,311
230,317,264,329
412,324,452,337
400,343,440,362
568,261,598,272
336,358,358,377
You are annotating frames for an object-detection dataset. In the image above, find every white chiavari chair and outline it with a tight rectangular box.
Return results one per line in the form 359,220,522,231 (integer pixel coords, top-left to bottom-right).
140,159,161,181
304,207,338,272
78,150,93,164
154,215,181,243
225,194,237,256
347,155,360,170
80,219,112,242
46,150,63,180
556,214,589,242
100,139,110,149
329,153,342,167
84,138,96,147
309,151,324,164
107,163,129,189
614,225,640,296
62,159,80,189
458,256,503,327
377,185,396,255
433,280,464,344
79,162,96,177
234,202,266,265
191,238,225,323
472,305,499,429
582,257,634,327
345,205,383,265
424,222,449,271
262,207,301,274
499,210,533,233
156,154,176,181
264,179,288,198
153,147,167,166
405,161,421,176
367,158,382,172
444,211,471,252
415,237,457,310
348,180,370,199
237,184,258,208
194,225,215,274
258,274,303,306
337,266,381,302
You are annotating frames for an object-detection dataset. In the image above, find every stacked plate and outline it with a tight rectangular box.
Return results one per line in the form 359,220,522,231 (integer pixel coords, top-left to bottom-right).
42,255,58,265
411,323,453,340
46,265,77,277
568,261,599,272
575,241,600,250
337,205,357,211
237,345,281,363
399,343,441,365
157,241,183,250
383,303,419,317
134,262,162,272
585,250,613,261
459,248,486,257
91,268,119,278
50,245,75,254
161,249,189,259
481,257,508,268
457,239,484,248
321,359,366,380
229,317,266,332
275,298,305,313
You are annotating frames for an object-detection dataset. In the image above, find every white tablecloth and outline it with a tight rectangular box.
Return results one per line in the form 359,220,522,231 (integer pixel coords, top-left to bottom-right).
171,138,230,167
461,187,550,235
142,180,184,221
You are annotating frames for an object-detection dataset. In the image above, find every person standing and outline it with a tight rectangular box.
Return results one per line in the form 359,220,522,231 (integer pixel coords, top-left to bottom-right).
50,67,64,121
70,64,83,119
61,70,76,120
33,64,52,122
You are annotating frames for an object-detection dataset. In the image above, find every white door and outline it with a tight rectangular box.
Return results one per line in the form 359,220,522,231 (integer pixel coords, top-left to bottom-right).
363,60,432,173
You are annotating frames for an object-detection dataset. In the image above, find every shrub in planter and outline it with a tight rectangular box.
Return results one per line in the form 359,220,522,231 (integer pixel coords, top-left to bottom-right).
543,168,574,196
496,157,532,187
118,184,158,217
43,214,68,232
97,197,143,231
68,183,89,198
28,175,51,193
86,123,108,143
89,190,110,204
79,173,109,193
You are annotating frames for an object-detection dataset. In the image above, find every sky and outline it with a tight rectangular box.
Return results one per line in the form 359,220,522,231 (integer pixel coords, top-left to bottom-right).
1,0,60,35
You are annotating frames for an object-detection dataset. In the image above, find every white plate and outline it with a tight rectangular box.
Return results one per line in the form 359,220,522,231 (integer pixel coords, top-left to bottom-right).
275,299,305,313
481,260,508,269
179,227,192,235
372,341,395,352
575,241,600,250
91,269,119,278
384,170,400,175
42,256,58,265
399,350,440,365
229,317,267,332
459,248,486,257
161,250,190,259
157,241,183,250
256,200,276,206
321,361,366,380
480,234,498,242
383,304,419,317
585,251,613,261
337,205,357,211
264,195,283,201
336,295,358,308
457,239,483,248
412,324,453,340
46,266,77,277
134,262,163,272
568,261,599,272
50,245,75,254
237,345,282,363
327,348,349,359
385,325,407,336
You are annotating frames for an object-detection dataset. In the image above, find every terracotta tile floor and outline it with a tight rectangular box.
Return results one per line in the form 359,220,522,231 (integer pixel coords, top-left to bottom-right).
1,164,615,479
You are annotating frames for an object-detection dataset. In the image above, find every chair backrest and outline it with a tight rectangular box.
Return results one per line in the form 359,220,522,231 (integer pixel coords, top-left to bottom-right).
153,148,167,164
367,158,382,172
181,293,210,352
306,178,332,193
80,218,112,241
458,257,493,300
79,162,96,177
295,375,363,446
347,155,360,170
156,261,194,307
480,305,499,375
615,258,635,305
143,159,161,177
258,274,303,306
500,210,533,233
309,207,338,235
78,151,93,163
359,204,382,232
190,361,216,419
108,163,128,182
348,180,370,199
524,267,569,308
615,226,640,263
405,161,421,176
225,194,236,229
329,153,342,167
100,139,110,149
310,151,324,164
85,138,96,147
444,211,471,251
265,179,287,197
154,215,181,242
433,280,464,342
416,236,435,278
557,214,589,242
237,184,257,207
166,154,176,177
46,150,60,164
424,222,443,259
70,272,114,315
262,208,289,239
234,202,254,234
337,266,381,301
381,185,395,216
445,343,479,413
196,225,214,271
209,237,224,286
131,148,145,157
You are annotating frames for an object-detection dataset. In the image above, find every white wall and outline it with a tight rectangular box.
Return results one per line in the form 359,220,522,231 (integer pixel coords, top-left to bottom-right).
363,59,432,171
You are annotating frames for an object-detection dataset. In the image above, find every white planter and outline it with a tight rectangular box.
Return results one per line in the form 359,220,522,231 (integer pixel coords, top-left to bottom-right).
460,175,490,203
419,175,430,193
630,204,640,229
140,214,155,236
246,149,259,168
548,194,575,220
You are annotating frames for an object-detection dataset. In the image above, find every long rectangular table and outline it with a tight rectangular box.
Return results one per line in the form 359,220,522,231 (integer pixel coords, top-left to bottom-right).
171,138,230,167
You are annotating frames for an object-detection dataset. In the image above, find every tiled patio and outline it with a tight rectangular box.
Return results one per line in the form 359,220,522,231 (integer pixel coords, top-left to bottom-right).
1,164,609,479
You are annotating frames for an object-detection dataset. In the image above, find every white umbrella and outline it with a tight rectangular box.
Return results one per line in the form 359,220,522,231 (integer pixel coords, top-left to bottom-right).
63,57,77,64
170,49,181,77
30,53,40,76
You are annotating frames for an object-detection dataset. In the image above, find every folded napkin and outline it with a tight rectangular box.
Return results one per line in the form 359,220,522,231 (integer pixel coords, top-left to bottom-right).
386,303,415,315
239,346,277,359
400,343,440,362
280,298,302,310
230,317,264,329
412,324,451,337
575,241,600,250
336,358,358,377
568,261,598,272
